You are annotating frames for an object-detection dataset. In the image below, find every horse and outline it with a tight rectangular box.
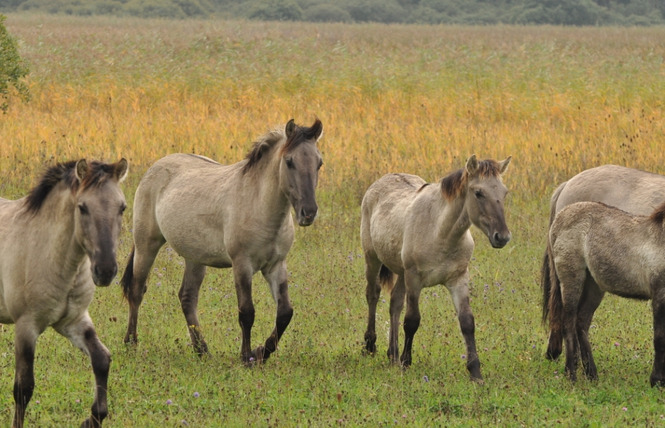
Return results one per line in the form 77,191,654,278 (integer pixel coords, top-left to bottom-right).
361,155,511,381
121,118,323,364
541,165,665,361
549,200,665,385
0,159,129,428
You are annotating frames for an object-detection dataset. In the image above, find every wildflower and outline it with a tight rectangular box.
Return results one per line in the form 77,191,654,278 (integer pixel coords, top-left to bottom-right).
193,392,200,398
166,399,173,405
461,354,466,359
423,375,429,382
614,342,620,347
622,407,627,411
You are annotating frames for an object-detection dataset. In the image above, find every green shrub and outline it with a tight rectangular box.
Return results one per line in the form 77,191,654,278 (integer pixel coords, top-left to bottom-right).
0,15,29,113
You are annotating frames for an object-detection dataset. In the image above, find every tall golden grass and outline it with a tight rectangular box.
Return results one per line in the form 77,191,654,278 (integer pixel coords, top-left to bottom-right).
1,14,665,203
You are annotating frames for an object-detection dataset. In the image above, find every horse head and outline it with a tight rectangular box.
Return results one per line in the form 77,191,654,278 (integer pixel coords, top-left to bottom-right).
280,119,324,226
74,158,129,286
464,155,512,248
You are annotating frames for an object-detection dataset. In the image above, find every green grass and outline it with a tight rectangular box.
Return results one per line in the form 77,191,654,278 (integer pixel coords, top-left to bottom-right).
1,13,665,427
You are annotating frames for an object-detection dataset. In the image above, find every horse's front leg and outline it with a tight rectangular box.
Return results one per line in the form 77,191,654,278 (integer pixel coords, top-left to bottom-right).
258,261,294,362
650,288,665,387
56,315,111,428
233,263,256,364
387,275,405,364
400,269,422,368
448,274,483,382
179,260,209,356
12,325,39,428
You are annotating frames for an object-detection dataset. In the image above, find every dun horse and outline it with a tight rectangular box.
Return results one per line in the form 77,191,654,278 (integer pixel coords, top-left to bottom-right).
121,119,323,363
361,155,511,381
541,165,665,361
549,200,665,385
0,159,128,428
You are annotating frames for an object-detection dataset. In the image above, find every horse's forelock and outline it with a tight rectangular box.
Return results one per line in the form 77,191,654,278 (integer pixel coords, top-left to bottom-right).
440,159,503,201
281,120,321,155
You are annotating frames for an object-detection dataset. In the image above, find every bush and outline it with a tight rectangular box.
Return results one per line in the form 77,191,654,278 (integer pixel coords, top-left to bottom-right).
0,15,29,113
246,0,303,21
303,4,352,22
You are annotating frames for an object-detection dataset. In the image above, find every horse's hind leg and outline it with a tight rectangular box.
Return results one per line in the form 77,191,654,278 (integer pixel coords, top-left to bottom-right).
123,237,165,345
387,275,405,364
576,279,603,381
12,323,39,428
179,260,209,356
258,261,294,362
363,255,382,355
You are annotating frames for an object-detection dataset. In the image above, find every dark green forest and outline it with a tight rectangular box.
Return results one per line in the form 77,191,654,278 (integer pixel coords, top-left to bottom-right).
0,0,663,25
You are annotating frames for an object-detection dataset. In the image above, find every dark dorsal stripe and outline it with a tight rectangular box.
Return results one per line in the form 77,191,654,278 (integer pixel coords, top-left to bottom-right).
440,159,503,201
24,160,115,213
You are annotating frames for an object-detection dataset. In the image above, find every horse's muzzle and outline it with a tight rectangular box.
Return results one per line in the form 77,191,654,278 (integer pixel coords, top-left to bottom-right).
297,206,318,227
92,262,118,287
490,231,511,249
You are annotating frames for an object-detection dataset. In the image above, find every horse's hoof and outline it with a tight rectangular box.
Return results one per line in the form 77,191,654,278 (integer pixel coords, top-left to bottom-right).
243,346,266,366
650,375,665,387
545,348,561,361
471,376,485,385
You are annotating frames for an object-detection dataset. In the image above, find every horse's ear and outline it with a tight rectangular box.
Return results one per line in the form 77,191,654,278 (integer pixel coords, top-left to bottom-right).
465,154,478,176
308,118,323,142
75,159,88,182
285,119,296,138
116,158,129,182
498,156,512,174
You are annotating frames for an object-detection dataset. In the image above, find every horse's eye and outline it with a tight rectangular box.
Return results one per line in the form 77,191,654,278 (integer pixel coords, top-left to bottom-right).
317,159,323,170
120,204,127,215
78,203,89,215
285,158,295,169
474,190,484,199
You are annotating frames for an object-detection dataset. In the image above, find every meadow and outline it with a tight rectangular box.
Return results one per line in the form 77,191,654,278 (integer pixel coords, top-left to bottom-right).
1,14,665,426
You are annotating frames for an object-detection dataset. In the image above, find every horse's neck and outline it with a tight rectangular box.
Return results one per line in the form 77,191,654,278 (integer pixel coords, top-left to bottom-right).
437,191,471,244
33,192,85,272
243,157,291,225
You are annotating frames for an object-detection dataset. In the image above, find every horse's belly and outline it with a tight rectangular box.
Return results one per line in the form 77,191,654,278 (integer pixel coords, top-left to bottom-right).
169,241,233,268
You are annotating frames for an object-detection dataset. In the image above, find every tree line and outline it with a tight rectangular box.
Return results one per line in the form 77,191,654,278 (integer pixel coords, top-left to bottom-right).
0,0,663,26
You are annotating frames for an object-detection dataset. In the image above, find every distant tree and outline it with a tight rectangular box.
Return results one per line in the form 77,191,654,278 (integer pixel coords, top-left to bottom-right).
344,0,405,23
303,4,352,22
0,15,29,113
247,0,303,21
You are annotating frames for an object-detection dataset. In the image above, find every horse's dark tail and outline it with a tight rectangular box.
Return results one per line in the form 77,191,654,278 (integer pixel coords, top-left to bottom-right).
120,246,135,300
542,181,566,360
378,265,395,293
541,181,565,324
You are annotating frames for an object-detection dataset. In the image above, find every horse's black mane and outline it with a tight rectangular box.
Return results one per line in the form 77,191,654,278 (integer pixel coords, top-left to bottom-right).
242,119,322,174
24,160,112,213
440,159,503,200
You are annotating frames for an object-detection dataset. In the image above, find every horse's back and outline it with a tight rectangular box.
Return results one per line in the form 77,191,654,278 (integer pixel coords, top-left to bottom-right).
556,165,665,216
133,154,238,265
361,174,426,271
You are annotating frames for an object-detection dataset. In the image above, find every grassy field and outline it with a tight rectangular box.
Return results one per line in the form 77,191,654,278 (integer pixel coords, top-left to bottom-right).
1,14,665,426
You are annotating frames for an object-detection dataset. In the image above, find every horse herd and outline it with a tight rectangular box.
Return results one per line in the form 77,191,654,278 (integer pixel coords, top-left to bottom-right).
1,118,664,426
